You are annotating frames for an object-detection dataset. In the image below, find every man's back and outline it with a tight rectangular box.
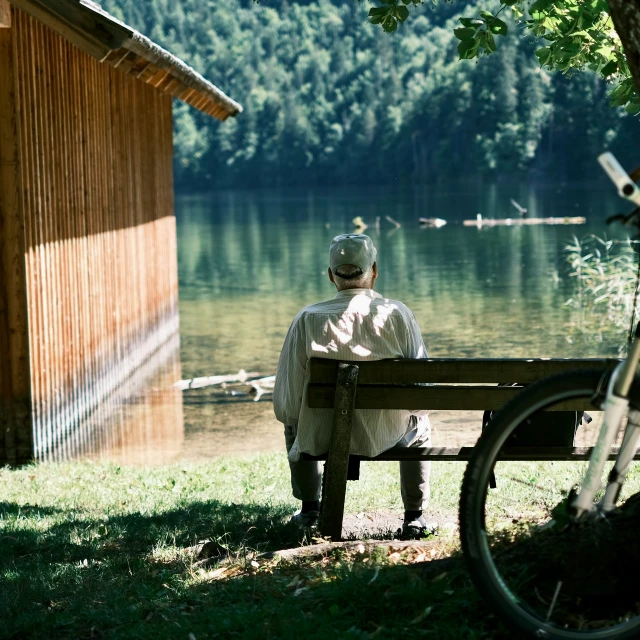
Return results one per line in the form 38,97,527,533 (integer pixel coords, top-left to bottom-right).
273,287,427,460
276,233,432,535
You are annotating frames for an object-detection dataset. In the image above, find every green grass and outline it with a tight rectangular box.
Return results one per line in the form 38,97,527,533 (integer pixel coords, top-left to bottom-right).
10,455,636,639
0,455,506,639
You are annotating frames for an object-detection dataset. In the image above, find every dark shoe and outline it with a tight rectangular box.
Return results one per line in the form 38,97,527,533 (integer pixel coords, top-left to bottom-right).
289,509,320,528
400,515,438,539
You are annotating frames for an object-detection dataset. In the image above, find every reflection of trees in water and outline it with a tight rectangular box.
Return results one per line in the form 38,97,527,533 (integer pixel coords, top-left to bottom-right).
175,187,623,375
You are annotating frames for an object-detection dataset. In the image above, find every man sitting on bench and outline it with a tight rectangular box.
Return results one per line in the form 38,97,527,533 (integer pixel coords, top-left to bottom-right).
273,233,433,537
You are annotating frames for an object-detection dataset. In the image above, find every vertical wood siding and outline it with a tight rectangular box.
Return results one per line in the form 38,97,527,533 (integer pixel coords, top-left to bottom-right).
0,17,32,465
1,8,183,463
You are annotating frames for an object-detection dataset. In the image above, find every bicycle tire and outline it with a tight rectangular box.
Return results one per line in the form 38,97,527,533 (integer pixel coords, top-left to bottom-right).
460,368,640,640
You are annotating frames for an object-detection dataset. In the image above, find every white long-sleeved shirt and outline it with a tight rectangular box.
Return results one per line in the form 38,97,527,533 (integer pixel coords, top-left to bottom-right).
273,288,428,461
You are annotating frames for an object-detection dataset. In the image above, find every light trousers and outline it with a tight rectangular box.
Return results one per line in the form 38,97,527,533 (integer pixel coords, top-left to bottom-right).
284,416,431,511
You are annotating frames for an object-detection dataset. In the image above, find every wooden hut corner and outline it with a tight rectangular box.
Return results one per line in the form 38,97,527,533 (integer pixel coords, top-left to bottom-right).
0,0,242,464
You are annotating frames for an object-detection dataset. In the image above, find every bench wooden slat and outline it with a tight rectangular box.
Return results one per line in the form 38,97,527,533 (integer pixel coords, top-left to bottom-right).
303,446,638,462
320,363,359,542
307,384,599,411
308,358,618,385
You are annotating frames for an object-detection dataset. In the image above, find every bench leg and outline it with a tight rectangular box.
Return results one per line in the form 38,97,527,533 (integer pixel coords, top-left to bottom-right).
319,363,359,541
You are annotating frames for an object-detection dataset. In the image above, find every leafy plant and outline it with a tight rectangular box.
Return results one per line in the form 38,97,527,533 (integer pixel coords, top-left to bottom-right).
564,234,640,348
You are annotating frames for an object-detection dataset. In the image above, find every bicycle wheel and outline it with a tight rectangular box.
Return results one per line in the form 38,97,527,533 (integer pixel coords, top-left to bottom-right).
460,368,640,639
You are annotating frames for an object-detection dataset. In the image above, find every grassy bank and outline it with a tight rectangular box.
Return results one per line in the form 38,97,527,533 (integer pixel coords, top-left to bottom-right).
8,455,639,638
1,455,505,639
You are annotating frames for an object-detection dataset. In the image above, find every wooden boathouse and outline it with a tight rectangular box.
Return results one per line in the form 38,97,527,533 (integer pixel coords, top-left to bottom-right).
0,0,242,465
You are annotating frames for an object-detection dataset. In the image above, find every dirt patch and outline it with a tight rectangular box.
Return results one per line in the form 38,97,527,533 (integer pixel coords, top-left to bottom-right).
340,509,458,540
181,404,488,460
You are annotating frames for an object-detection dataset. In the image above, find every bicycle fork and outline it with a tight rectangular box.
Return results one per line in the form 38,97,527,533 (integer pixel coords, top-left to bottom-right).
600,408,640,512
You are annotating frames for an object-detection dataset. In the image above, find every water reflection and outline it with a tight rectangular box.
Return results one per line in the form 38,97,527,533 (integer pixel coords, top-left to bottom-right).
172,182,629,459
178,183,625,372
81,334,184,465
64,183,630,464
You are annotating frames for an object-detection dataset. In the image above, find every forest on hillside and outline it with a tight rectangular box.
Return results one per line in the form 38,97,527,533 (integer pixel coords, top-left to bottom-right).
104,0,640,189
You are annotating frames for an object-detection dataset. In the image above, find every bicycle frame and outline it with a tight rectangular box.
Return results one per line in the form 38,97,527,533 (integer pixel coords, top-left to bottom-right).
569,155,640,520
570,327,640,519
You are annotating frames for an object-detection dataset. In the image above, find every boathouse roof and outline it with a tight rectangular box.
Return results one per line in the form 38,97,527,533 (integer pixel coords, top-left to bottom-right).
9,0,243,120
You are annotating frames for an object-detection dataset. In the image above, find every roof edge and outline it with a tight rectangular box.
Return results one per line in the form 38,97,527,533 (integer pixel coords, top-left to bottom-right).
124,30,242,117
8,0,242,119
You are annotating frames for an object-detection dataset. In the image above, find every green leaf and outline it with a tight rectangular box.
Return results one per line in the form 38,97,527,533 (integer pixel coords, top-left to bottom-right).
600,60,618,77
459,17,483,28
368,7,388,16
535,46,552,66
396,5,409,21
458,38,478,60
479,10,493,19
610,82,633,107
570,30,594,41
383,16,397,32
485,31,496,52
454,27,476,41
595,46,613,60
369,14,384,24
530,0,554,12
626,102,640,116
489,17,508,36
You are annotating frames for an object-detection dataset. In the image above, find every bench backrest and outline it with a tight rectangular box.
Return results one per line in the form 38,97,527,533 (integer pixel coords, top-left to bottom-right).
307,357,619,411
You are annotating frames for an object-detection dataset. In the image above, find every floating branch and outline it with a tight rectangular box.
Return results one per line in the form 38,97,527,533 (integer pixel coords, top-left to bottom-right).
418,218,447,228
248,375,276,401
385,216,401,229
465,216,586,228
173,369,260,390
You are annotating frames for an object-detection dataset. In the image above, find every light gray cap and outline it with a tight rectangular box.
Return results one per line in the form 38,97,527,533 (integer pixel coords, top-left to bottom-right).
329,234,377,277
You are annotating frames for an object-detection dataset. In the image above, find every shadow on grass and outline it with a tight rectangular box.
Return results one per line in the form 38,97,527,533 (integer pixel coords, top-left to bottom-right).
0,499,302,567
0,500,498,639
0,502,66,516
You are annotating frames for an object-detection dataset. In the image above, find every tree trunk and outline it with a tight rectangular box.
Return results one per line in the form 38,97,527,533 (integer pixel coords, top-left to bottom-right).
609,0,640,96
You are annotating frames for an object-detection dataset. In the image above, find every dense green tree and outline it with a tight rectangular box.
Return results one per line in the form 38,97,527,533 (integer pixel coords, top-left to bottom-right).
104,0,640,189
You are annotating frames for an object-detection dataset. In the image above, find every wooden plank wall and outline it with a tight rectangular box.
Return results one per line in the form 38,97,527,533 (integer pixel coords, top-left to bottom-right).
2,8,182,463
0,8,32,465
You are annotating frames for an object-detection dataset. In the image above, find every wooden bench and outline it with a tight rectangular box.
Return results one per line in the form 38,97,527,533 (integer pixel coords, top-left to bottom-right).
301,357,623,540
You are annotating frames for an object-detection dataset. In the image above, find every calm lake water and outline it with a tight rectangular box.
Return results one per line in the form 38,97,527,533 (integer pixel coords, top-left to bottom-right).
167,181,628,461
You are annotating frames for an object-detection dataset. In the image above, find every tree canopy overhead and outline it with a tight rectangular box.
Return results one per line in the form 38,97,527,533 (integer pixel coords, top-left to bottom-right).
368,1,640,113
